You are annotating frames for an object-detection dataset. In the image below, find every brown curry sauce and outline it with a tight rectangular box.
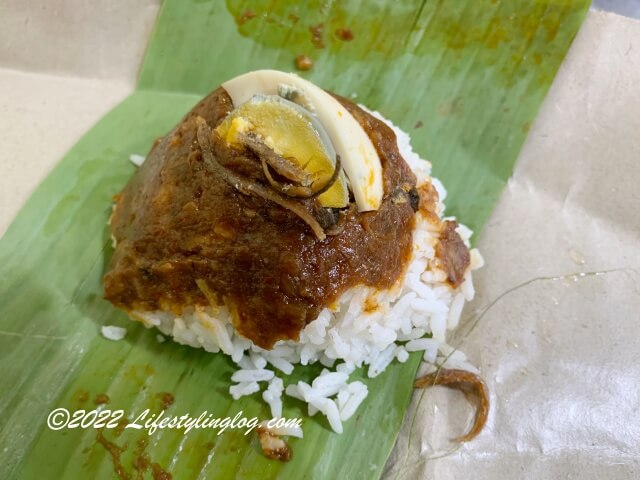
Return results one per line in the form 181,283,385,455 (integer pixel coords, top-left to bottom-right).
103,88,469,349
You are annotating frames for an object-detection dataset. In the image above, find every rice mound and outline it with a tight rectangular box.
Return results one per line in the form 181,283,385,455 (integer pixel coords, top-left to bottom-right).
129,111,483,435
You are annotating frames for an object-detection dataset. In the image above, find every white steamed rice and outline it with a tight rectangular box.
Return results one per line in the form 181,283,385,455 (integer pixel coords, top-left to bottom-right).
127,111,483,435
101,325,127,341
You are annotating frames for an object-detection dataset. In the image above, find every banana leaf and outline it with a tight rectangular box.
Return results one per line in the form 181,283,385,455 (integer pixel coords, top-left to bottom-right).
0,0,590,478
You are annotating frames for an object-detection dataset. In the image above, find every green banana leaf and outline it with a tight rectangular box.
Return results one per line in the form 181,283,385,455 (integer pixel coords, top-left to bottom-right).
0,0,590,478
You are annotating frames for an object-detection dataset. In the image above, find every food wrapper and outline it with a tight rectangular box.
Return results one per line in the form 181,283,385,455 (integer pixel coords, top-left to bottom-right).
1,3,638,478
385,11,640,479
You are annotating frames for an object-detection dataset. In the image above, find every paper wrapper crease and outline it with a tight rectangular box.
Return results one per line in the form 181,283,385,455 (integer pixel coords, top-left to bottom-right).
385,11,640,480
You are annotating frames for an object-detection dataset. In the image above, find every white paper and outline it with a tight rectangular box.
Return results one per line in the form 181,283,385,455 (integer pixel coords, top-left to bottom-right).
384,11,640,480
0,0,161,235
1,5,639,479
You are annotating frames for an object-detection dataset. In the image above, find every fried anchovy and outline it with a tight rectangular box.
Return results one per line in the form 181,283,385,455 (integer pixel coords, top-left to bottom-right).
415,368,489,442
195,116,326,240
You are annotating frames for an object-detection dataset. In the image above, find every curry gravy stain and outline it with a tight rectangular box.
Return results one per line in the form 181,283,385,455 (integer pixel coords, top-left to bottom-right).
94,393,110,405
151,463,173,480
237,8,256,25
114,417,129,437
226,0,412,57
295,54,313,71
363,295,379,313
95,430,173,480
132,438,151,478
96,430,129,480
225,0,583,85
156,392,175,410
335,27,354,41
309,23,325,48
74,389,89,406
133,438,172,480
